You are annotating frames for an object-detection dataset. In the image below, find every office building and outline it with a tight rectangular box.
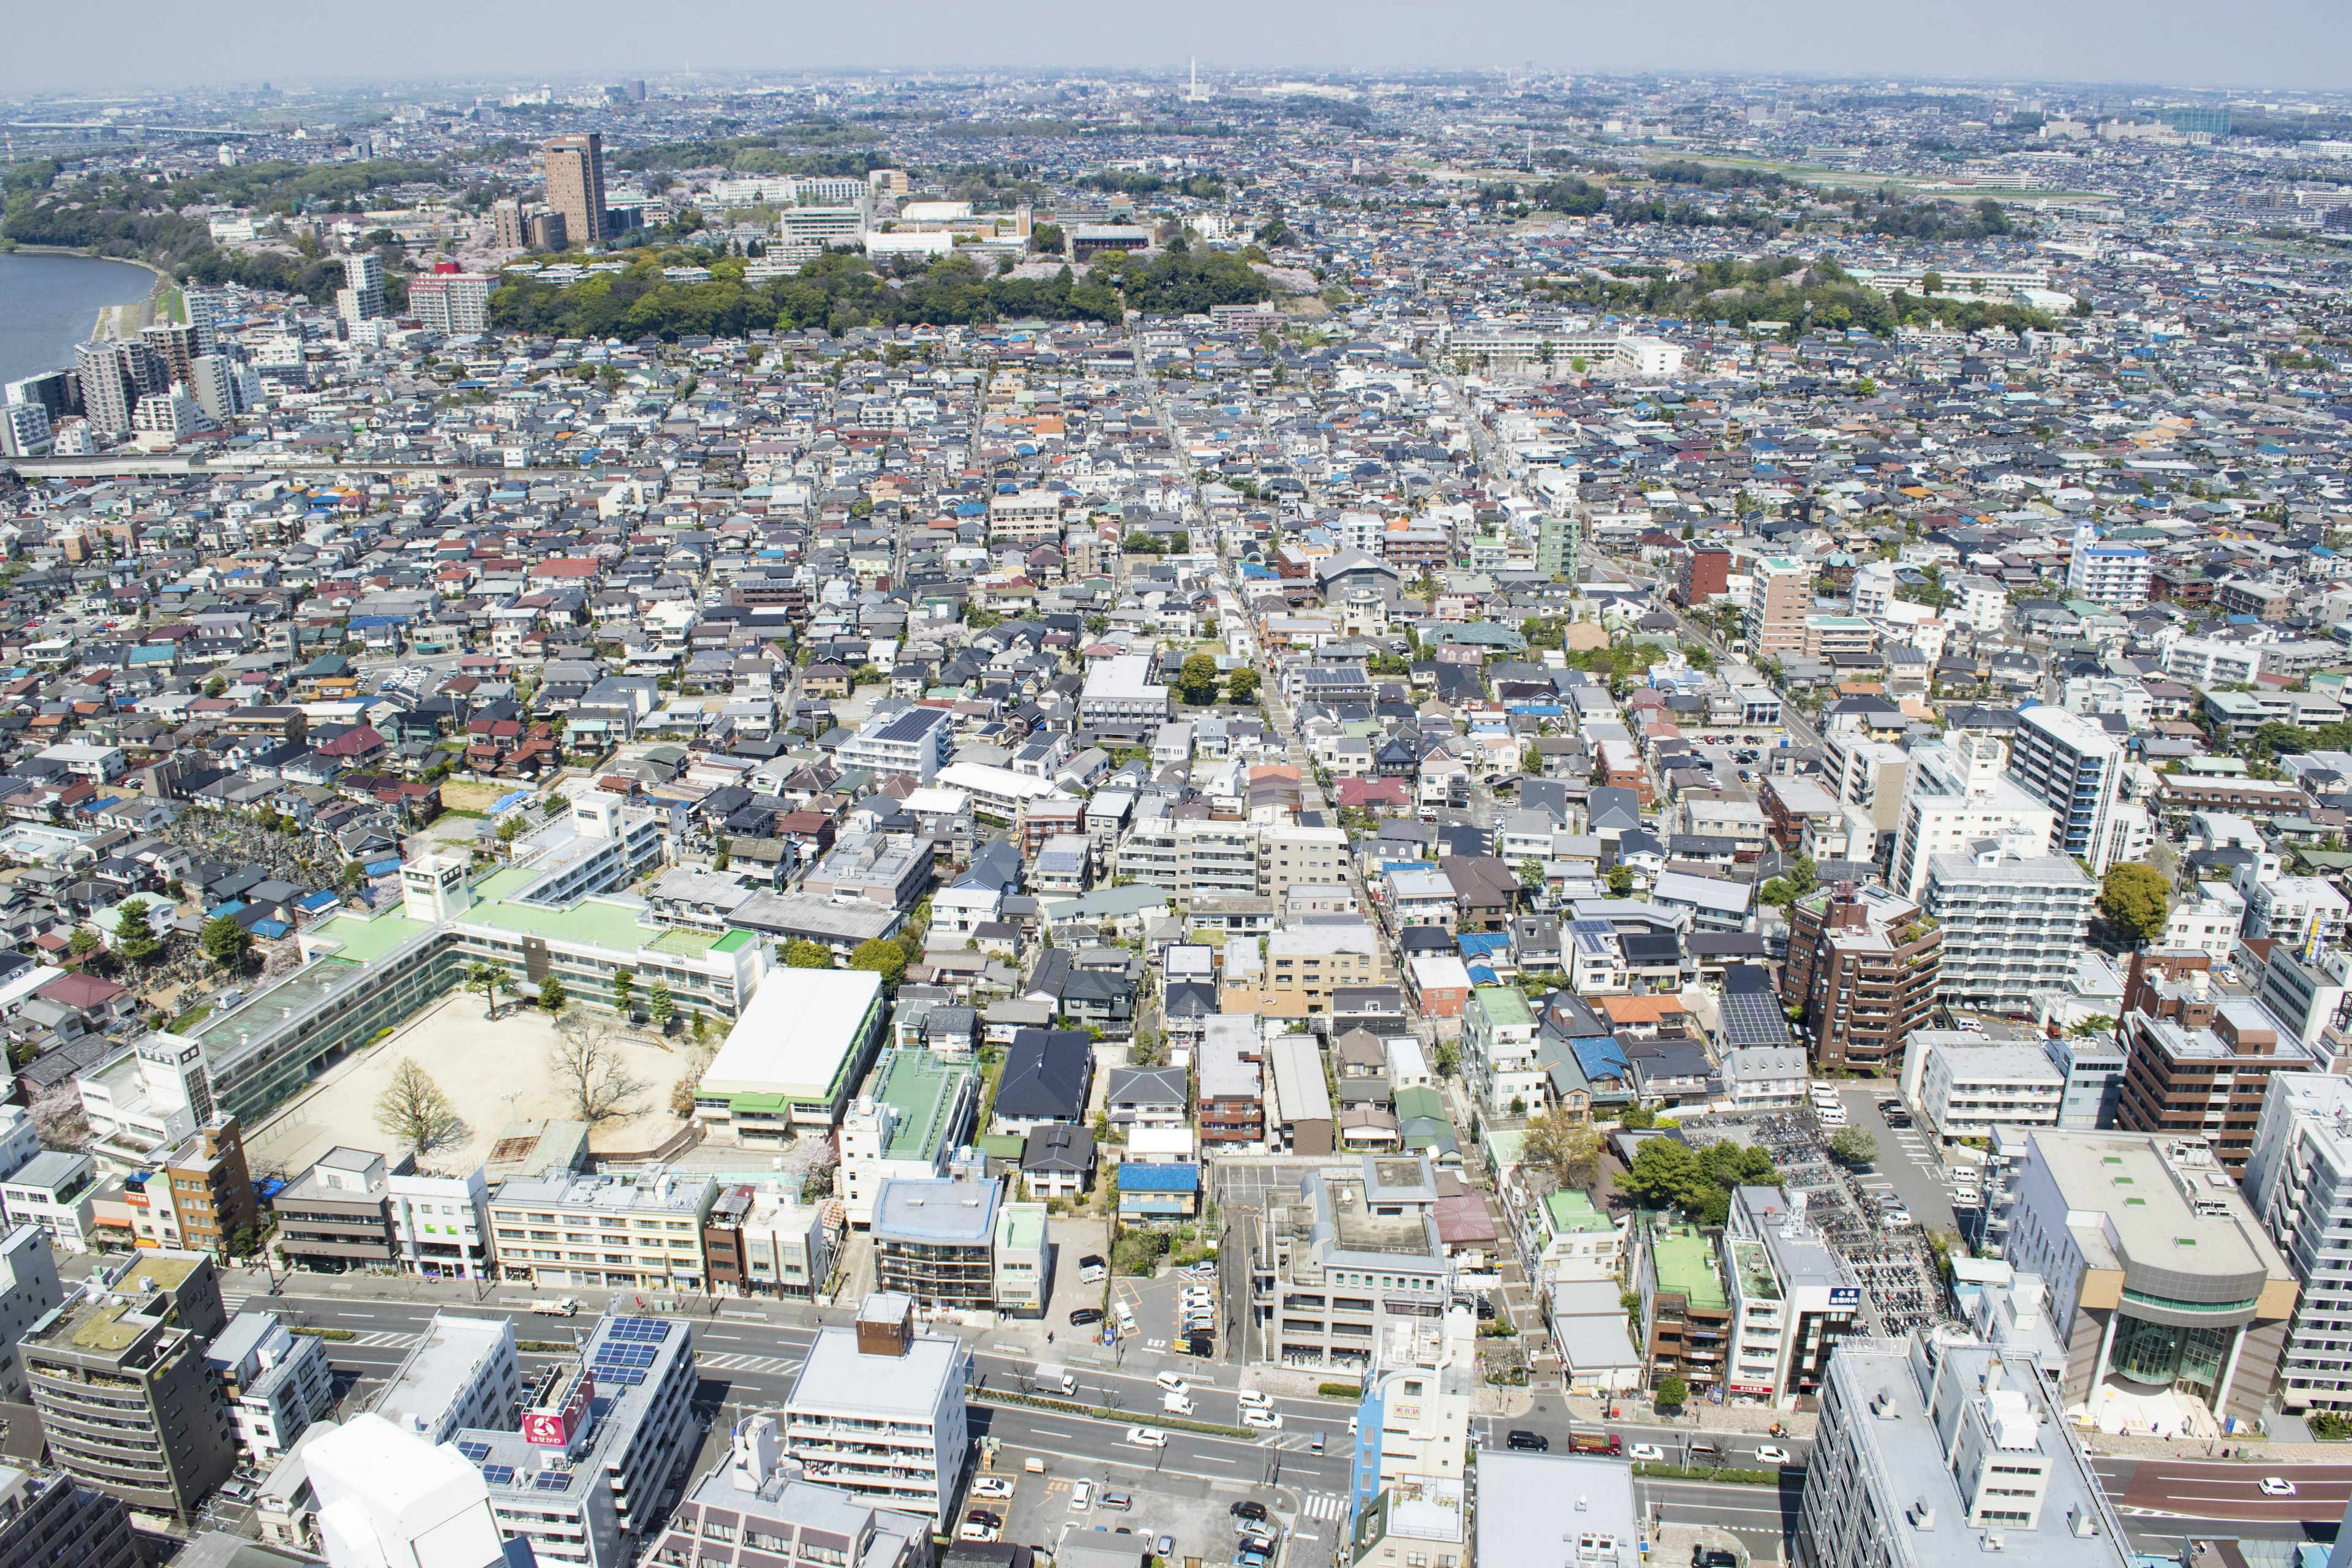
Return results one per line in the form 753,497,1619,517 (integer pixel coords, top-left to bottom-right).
307,1413,524,1568
2114,952,2317,1176
543,134,608,248
2000,1129,2294,1431
2007,705,2126,874
1782,882,1943,1072
273,1147,397,1273
207,1313,336,1464
0,1226,62,1406
872,1176,997,1310
1888,737,2055,902
646,1417,934,1568
371,1311,522,1443
407,273,492,334
1721,1186,1860,1401
1920,846,2096,1014
1079,654,1172,740
485,1167,716,1292
451,1312,699,1568
23,1255,236,1523
527,211,568,252
0,1468,137,1568
1639,1222,1730,1395
780,1292,968,1523
1796,1337,2128,1568
1250,1155,1452,1374
338,253,385,325
2244,1074,2352,1412
388,1167,492,1281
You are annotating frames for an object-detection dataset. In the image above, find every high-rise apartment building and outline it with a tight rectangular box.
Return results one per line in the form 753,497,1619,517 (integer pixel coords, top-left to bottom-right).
72,342,137,436
2244,1072,2352,1413
2007,704,2126,873
407,273,492,334
1744,555,1813,657
1782,882,1943,1072
337,254,385,325
2113,949,2316,1177
1920,846,2096,1014
1888,735,2056,901
2065,526,2152,608
0,404,51,459
543,134,607,249
491,198,527,251
780,1294,968,1523
0,1468,138,1568
186,355,238,425
137,322,200,390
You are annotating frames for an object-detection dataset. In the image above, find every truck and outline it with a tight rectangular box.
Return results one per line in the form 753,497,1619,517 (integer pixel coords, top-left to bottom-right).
1035,1365,1080,1397
526,1298,581,1317
1565,1427,1622,1457
1162,1391,1196,1416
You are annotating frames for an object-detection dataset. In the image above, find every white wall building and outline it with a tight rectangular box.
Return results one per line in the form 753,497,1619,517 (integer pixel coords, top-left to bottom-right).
1917,1041,2065,1144
209,1312,337,1464
780,1295,968,1523
1889,735,2056,902
2245,1072,2352,1411
1920,846,2097,1014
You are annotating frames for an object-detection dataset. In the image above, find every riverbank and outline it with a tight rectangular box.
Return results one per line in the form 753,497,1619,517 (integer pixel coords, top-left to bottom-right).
6,246,175,342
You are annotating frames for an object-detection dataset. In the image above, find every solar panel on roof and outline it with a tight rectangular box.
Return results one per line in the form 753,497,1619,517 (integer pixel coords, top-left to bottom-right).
458,1440,492,1461
481,1466,515,1487
535,1471,573,1491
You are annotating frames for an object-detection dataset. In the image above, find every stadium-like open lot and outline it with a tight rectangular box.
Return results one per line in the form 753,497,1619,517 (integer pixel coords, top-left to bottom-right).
243,989,695,1178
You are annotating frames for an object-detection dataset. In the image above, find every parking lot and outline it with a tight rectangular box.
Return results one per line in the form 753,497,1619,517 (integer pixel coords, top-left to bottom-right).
965,1439,1299,1567
1113,1261,1227,1357
1823,1085,1962,1234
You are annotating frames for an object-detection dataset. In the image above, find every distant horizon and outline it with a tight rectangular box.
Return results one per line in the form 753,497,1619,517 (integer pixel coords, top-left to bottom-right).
7,0,2352,99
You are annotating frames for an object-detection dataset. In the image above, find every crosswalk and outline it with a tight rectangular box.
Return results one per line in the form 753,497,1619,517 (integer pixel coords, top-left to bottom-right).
697,1353,804,1378
1299,1493,1349,1523
352,1331,420,1349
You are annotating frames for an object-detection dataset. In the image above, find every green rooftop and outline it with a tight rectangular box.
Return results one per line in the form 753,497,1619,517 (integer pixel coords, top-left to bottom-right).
713,930,756,954
1651,1225,1727,1311
307,910,435,965
475,865,541,902
995,1202,1045,1251
1472,987,1532,1026
467,895,660,954
1544,1188,1613,1235
873,1049,974,1161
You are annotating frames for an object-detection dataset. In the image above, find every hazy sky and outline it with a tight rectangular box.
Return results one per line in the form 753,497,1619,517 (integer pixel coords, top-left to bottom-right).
9,0,2352,96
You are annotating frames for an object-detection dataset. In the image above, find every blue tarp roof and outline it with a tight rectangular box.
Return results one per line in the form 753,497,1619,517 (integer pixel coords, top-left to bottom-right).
1117,1164,1200,1193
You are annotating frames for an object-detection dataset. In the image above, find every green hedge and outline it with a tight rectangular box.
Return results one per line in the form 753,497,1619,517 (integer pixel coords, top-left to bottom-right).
972,1387,1252,1442
289,1327,355,1341
1631,1462,1782,1485
1319,1382,1362,1400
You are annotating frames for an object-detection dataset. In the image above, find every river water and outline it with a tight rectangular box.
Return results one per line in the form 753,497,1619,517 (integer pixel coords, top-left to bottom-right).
0,252,157,388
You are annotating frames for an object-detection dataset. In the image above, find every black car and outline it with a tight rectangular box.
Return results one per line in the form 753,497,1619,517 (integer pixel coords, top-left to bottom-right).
1069,1307,1104,1326
1505,1430,1549,1452
1694,1551,1738,1568
1231,1501,1270,1524
1185,1332,1215,1356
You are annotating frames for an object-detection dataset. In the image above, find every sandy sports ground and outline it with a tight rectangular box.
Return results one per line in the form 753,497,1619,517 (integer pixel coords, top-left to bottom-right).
243,990,696,1180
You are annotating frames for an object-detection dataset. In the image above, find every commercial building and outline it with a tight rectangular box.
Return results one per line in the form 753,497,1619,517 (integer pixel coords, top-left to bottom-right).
647,1419,935,1568
22,1255,235,1523
1250,1155,1452,1375
1796,1337,2128,1568
2000,1129,2295,1431
1782,883,1942,1072
1888,737,2056,902
780,1293,968,1523
306,1414,517,1568
701,1183,833,1300
1476,1453,1632,1568
1721,1186,1860,1401
485,1168,717,1292
371,1311,522,1443
543,134,608,247
1921,847,2097,1014
2243,1074,2352,1412
1348,1308,1477,1521
696,968,889,1143
2007,705,2127,874
206,1313,335,1465
447,1311,699,1568
272,1147,398,1273
1914,1042,2064,1145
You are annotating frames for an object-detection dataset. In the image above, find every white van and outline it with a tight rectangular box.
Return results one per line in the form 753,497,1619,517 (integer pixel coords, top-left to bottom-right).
1237,1389,1273,1411
1156,1372,1190,1395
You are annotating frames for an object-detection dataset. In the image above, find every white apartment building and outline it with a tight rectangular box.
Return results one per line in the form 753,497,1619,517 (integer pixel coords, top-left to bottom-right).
2245,1072,2352,1411
1079,654,1172,740
208,1312,336,1464
1916,1041,2065,1144
1921,846,2097,1014
1464,986,1544,1118
2165,881,2248,963
2163,636,2264,688
1889,734,2056,902
0,1224,61,1405
1116,811,1349,908
484,1169,717,1293
781,1295,968,1523
2061,676,2153,729
2065,532,2153,608
1722,1186,1861,1401
2008,703,2127,873
1955,575,2010,635
2234,865,2352,952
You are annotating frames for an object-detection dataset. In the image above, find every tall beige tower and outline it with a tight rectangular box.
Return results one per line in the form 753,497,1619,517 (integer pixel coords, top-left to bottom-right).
541,133,606,248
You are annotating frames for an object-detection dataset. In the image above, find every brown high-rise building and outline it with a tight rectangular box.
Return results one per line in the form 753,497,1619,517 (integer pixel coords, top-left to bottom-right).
1781,881,1942,1072
491,197,527,251
542,134,606,249
2113,948,2316,1177
138,323,200,390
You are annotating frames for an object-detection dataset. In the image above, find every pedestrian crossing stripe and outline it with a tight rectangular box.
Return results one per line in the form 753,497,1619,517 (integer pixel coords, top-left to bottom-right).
1301,1493,1348,1522
697,1354,804,1376
352,1331,420,1348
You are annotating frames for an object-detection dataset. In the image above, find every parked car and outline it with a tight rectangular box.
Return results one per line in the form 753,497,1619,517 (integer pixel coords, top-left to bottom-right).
1069,1307,1104,1326
1156,1537,1177,1557
1070,1482,1094,1512
973,1476,1014,1499
1079,1254,1107,1283
1231,1501,1270,1524
1505,1430,1548,1452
